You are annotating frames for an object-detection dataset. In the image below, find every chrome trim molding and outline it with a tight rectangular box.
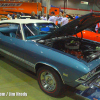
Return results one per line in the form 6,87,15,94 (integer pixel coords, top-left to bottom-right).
20,23,25,40
76,75,100,91
0,48,65,84
76,70,100,83
0,48,35,69
76,84,89,91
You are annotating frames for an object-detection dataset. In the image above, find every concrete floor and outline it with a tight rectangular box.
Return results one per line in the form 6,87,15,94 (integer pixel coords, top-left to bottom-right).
0,56,87,100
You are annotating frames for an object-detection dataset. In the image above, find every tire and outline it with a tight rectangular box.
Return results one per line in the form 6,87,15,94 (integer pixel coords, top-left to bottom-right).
37,66,65,97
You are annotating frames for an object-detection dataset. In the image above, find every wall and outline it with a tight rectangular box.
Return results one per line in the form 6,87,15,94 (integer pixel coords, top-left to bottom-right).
0,0,99,15
42,0,100,15
0,0,32,2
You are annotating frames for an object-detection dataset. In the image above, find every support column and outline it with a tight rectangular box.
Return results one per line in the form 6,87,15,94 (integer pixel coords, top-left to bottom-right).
64,0,66,12
66,0,68,14
46,0,50,19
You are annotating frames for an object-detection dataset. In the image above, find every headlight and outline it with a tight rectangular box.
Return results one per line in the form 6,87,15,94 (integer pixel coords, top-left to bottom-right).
80,72,91,80
76,68,96,83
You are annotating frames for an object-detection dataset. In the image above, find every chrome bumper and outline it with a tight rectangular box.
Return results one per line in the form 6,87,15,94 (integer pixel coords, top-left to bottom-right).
76,76,100,91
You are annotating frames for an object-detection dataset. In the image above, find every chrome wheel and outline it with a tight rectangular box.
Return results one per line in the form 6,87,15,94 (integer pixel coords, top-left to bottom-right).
40,71,56,92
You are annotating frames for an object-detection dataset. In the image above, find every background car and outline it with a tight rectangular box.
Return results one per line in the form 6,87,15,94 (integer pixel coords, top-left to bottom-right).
19,16,31,19
0,15,9,21
75,26,100,42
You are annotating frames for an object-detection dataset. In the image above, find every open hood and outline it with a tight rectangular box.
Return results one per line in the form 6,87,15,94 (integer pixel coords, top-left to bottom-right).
41,13,100,40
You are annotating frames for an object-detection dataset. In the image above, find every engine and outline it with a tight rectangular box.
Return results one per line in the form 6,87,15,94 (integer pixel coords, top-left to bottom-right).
38,36,100,62
64,40,83,59
51,37,100,62
65,49,83,59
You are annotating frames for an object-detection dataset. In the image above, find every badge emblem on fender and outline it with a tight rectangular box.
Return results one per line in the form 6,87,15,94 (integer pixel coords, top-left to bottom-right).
63,73,68,77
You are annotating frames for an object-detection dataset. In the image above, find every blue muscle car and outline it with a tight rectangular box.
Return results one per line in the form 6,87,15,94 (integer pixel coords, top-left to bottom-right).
0,13,100,97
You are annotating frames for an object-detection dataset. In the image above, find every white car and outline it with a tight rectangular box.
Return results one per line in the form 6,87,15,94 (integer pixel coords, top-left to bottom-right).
20,16,31,19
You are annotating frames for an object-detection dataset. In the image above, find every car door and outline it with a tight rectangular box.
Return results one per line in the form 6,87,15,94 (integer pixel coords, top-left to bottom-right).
0,23,25,63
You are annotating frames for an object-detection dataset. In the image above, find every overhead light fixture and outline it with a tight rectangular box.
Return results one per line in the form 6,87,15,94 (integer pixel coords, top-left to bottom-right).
81,1,88,5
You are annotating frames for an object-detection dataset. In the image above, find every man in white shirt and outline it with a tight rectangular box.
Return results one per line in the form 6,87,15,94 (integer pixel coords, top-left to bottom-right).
61,14,69,26
7,13,11,19
48,12,56,24
41,14,47,20
95,23,100,33
57,12,63,27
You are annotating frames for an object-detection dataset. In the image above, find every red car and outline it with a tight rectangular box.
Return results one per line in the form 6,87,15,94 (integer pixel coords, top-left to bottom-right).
74,26,100,42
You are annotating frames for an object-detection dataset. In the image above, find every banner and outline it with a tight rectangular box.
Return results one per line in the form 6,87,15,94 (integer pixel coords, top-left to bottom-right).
0,1,42,15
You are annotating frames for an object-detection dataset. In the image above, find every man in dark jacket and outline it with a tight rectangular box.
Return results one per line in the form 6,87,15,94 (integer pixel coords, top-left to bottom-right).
17,13,20,19
12,13,15,19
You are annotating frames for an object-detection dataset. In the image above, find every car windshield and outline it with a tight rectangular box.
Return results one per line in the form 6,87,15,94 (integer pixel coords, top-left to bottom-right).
23,23,58,40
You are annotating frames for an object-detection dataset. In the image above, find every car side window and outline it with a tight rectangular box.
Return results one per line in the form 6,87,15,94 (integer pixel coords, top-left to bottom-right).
0,23,20,38
0,24,10,36
23,24,39,39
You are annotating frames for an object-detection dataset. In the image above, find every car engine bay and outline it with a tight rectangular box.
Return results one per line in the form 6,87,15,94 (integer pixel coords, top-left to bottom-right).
38,36,100,62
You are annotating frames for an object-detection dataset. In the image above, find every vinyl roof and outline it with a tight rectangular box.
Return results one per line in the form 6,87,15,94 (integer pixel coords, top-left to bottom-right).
0,19,53,24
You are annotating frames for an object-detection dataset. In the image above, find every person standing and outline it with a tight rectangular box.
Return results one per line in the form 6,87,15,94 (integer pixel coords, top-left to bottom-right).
47,14,50,20
30,11,37,19
75,14,79,19
37,12,41,19
7,13,11,19
57,12,63,27
12,13,15,19
17,13,20,19
41,14,47,20
95,23,100,33
21,12,24,16
48,12,56,24
61,14,69,26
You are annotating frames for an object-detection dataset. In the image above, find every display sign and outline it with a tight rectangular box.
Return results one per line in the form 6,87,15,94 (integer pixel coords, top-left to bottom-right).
0,1,42,15
81,1,88,5
0,3,22,7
